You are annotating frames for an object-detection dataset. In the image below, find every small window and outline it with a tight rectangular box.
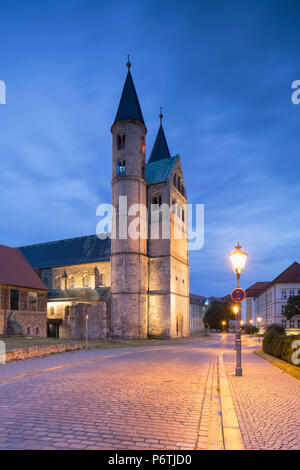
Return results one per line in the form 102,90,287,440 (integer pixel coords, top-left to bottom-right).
289,290,295,298
117,159,126,175
55,277,61,289
177,176,181,192
83,274,89,288
35,327,40,336
50,306,55,315
27,327,31,336
29,292,37,310
10,289,19,310
182,209,185,222
281,290,287,300
152,195,161,209
290,320,295,328
281,305,286,313
69,276,75,288
100,273,105,286
117,134,125,150
141,161,145,179
172,199,176,213
173,173,177,186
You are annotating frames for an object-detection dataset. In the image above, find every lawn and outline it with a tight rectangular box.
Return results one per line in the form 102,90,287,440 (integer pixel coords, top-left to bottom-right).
0,331,211,351
254,349,300,382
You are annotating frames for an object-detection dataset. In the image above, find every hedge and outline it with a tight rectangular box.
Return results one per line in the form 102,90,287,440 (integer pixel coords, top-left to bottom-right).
262,324,300,367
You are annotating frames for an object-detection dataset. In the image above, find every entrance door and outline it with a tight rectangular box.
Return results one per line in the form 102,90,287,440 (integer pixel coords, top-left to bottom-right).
47,323,59,338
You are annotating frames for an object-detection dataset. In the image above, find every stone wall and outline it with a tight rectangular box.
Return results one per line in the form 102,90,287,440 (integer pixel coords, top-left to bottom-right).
4,343,84,363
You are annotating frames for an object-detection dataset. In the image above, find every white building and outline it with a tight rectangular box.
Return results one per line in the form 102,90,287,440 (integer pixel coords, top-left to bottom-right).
242,262,300,334
189,294,206,331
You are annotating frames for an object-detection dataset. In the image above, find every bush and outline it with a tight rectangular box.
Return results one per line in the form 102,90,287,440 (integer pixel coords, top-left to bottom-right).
262,325,300,367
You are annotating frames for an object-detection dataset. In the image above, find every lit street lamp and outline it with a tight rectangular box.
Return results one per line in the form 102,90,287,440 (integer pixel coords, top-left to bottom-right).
257,316,262,343
222,320,226,332
229,242,248,377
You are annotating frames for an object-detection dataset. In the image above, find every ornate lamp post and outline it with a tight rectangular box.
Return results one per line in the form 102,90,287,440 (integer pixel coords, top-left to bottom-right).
229,242,248,377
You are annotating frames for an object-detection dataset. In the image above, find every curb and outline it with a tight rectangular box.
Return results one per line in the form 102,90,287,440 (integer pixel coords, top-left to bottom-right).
218,354,245,450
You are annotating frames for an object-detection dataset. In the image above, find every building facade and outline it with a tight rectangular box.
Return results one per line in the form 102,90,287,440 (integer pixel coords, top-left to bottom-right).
0,245,47,336
19,62,190,340
242,262,300,334
189,294,205,331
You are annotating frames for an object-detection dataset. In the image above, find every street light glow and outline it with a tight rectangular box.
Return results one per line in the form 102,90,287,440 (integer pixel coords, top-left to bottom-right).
233,305,239,314
229,242,248,274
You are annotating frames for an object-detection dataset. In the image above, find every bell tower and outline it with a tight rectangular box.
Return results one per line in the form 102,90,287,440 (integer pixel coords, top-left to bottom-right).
110,59,148,338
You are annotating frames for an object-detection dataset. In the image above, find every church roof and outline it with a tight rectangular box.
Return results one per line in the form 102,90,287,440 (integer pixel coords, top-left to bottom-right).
19,235,111,269
48,287,110,302
0,244,47,290
146,156,178,186
114,70,145,126
148,124,171,163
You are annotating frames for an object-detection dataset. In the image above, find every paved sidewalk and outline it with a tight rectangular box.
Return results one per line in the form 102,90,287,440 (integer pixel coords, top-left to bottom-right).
224,338,300,450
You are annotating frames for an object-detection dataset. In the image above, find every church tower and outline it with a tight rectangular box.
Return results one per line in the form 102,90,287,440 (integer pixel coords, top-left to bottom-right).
110,59,148,338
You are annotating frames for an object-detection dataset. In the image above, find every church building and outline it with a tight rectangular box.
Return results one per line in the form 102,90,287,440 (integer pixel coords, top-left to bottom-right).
20,61,189,340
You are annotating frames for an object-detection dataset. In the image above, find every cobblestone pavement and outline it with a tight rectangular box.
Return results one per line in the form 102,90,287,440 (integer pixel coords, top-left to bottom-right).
0,339,222,450
223,335,300,450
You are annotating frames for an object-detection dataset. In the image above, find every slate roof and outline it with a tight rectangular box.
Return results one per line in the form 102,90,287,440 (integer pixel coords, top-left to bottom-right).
19,235,111,269
246,282,271,298
148,124,171,163
272,262,300,284
48,287,110,302
114,70,145,125
0,244,47,290
146,156,178,186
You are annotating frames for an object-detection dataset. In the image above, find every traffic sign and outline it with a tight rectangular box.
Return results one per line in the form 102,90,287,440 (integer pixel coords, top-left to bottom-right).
231,288,246,302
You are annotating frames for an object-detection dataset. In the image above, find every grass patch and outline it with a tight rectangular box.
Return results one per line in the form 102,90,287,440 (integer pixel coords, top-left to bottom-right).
0,332,211,352
254,349,300,382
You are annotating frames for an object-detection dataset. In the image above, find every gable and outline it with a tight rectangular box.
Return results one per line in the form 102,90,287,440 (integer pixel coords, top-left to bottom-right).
146,156,178,186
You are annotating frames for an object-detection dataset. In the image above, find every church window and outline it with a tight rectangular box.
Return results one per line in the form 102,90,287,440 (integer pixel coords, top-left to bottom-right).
117,159,126,175
69,276,75,288
83,274,89,288
10,289,19,310
117,134,125,150
177,176,181,193
100,273,105,286
182,208,185,222
152,194,161,209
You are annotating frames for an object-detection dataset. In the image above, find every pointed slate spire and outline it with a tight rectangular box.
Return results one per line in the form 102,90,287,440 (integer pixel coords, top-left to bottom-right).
114,57,145,125
148,108,171,163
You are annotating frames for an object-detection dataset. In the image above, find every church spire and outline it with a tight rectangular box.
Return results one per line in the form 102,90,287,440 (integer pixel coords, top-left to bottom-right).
148,109,171,163
113,58,145,126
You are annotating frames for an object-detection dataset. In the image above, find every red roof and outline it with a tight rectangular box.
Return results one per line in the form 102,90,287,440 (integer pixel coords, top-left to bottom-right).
272,262,300,284
246,282,271,298
0,244,47,290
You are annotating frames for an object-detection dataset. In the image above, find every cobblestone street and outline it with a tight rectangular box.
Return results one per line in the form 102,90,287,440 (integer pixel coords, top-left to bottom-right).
0,334,299,450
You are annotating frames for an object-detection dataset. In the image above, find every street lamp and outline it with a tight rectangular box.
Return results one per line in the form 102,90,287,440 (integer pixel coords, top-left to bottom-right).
222,320,226,332
257,316,262,343
229,242,248,377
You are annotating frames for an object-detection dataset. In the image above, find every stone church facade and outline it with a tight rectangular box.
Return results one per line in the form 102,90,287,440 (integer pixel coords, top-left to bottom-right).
20,62,189,340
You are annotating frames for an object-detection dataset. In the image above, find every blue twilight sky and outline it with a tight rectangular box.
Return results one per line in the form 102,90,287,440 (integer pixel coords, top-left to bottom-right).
0,0,300,297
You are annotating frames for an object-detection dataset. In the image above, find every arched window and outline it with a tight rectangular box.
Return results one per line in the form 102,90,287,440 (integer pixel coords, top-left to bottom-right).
55,277,61,289
117,159,126,175
177,176,181,193
69,276,75,288
35,327,40,336
27,327,31,336
117,134,125,150
182,208,185,222
152,194,161,209
83,274,89,288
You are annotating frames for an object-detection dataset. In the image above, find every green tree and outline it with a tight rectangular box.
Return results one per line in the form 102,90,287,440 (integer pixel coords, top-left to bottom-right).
203,300,235,329
282,295,300,320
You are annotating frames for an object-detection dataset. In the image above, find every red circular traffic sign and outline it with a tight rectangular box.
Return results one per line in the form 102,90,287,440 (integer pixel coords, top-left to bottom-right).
231,288,246,302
